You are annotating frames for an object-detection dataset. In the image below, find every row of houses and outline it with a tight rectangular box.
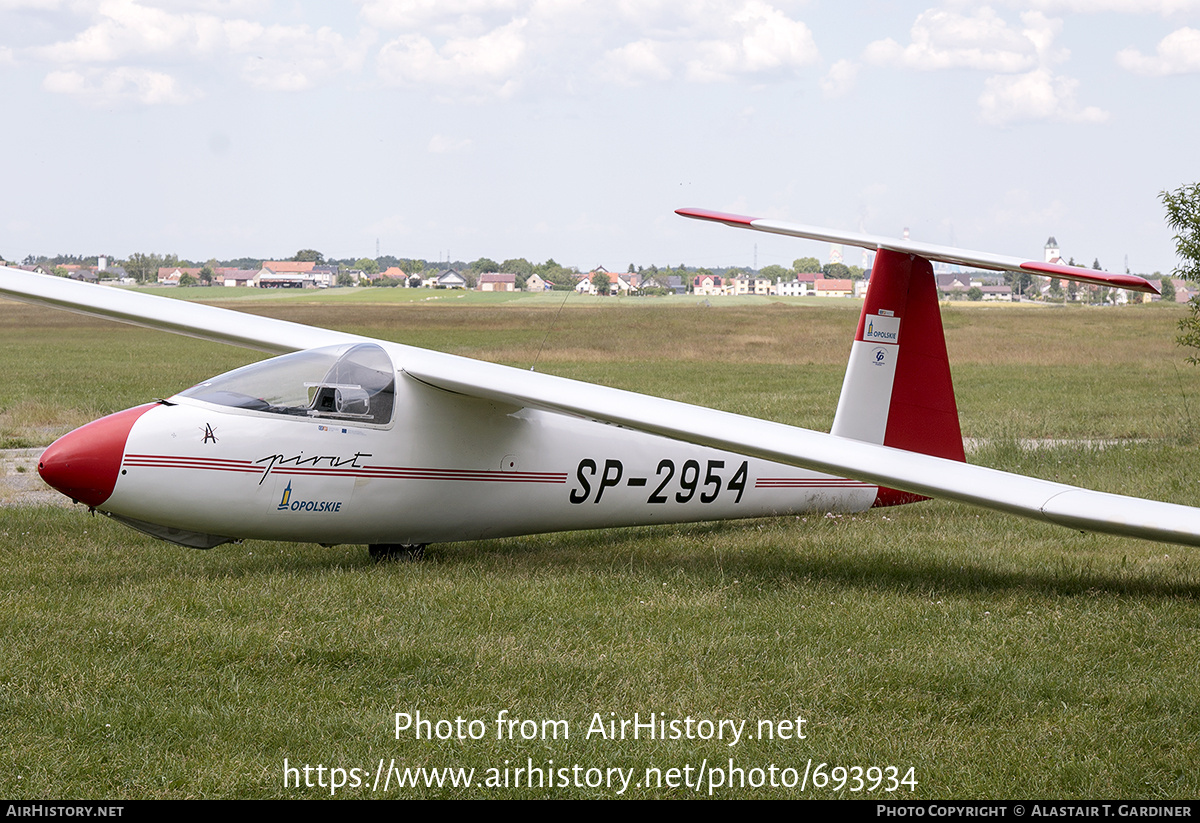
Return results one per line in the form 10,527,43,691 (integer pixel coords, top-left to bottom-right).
8,254,1194,304
156,261,339,288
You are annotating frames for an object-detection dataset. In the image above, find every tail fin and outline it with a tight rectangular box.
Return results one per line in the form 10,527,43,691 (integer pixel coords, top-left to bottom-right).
830,249,964,506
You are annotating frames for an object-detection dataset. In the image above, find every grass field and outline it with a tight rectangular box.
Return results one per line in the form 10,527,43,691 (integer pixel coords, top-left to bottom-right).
2,294,1199,798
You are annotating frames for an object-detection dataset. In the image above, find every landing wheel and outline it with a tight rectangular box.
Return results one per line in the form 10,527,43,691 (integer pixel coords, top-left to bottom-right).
368,543,427,562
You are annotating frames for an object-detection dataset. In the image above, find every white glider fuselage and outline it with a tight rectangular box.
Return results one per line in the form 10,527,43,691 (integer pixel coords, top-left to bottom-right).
93,347,876,547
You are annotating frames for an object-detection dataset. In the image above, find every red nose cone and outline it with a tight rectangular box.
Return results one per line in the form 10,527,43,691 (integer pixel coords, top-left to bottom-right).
38,404,156,507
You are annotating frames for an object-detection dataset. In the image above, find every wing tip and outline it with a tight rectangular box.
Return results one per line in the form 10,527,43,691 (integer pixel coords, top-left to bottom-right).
675,208,759,227
1019,261,1160,294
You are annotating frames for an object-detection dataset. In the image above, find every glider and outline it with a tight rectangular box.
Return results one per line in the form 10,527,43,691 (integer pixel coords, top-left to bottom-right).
1,209,1196,559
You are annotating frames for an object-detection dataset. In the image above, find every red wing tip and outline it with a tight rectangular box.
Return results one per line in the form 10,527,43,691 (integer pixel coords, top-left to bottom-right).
675,208,759,227
1019,261,1159,294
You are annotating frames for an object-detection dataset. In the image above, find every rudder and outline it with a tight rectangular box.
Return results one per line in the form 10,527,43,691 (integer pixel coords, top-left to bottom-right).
829,249,964,506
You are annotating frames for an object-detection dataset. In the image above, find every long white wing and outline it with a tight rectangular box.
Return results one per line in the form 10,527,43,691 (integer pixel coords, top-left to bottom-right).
5,264,1198,546
405,359,1200,547
0,265,363,353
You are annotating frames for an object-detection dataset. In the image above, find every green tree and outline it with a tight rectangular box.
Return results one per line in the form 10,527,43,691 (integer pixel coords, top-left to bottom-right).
793,257,821,274
821,262,850,279
178,272,198,287
537,258,576,290
1161,276,1176,303
470,257,500,275
592,271,611,295
1004,269,1035,299
501,258,534,277
1162,184,1200,361
199,265,215,286
124,252,164,284
355,258,380,276
967,286,984,301
292,249,325,263
758,264,789,283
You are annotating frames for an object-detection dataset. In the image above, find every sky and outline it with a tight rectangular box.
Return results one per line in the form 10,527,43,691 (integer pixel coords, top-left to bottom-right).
2,0,1198,275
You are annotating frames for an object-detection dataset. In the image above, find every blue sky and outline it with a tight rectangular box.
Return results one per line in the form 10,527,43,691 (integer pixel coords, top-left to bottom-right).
2,0,1198,275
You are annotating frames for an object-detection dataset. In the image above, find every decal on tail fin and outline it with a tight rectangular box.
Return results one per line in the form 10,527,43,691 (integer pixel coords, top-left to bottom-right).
830,249,964,507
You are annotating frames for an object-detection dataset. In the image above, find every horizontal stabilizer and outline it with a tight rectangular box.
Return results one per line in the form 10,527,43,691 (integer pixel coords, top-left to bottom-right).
676,208,1159,294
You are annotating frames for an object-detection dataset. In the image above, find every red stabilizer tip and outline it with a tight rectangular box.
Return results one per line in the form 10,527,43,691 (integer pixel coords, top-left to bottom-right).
38,404,155,507
675,208,758,226
1019,262,1159,294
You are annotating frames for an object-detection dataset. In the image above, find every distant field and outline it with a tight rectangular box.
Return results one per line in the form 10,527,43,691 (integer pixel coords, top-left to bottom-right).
2,295,1199,798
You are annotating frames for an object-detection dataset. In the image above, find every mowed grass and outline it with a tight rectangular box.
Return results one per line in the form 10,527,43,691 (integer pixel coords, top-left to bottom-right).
2,296,1200,798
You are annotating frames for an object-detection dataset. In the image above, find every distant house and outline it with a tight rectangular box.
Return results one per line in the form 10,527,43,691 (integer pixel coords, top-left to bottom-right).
477,272,516,292
814,279,853,297
257,261,320,288
157,267,202,286
252,261,337,288
312,265,338,287
729,275,771,296
1141,278,1192,303
379,266,407,284
936,273,971,296
218,268,257,287
692,274,723,296
776,279,807,297
525,273,549,292
425,269,467,289
613,273,641,294
575,273,602,295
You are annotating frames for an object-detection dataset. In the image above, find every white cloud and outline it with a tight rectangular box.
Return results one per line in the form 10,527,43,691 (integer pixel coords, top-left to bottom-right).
0,0,64,9
601,1,818,85
602,39,672,84
20,0,821,105
376,18,527,98
1014,0,1200,13
237,25,372,91
684,1,817,81
29,0,368,98
358,0,524,30
821,58,857,97
42,65,193,105
1117,27,1200,75
864,7,1039,72
978,68,1108,125
867,7,1106,126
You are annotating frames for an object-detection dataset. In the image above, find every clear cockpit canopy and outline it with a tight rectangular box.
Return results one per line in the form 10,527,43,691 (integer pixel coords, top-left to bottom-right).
176,343,396,425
